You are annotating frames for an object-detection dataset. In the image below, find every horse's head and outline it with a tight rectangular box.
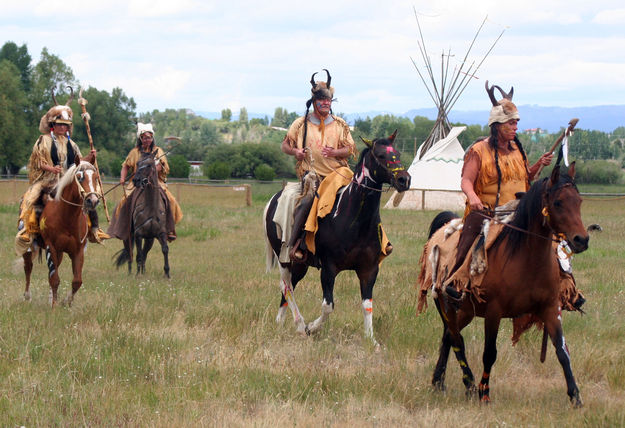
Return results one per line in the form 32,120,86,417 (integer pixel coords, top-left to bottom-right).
359,130,411,191
543,162,589,253
133,151,158,189
55,155,101,211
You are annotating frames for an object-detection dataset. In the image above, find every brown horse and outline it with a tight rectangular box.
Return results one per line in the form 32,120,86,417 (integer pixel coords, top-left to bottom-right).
23,155,101,307
421,164,588,406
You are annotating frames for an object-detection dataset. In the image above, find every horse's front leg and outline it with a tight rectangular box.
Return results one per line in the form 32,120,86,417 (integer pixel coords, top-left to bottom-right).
305,266,336,335
276,263,307,334
357,266,380,346
64,250,85,307
45,246,62,307
135,237,144,275
478,314,502,403
23,251,33,301
544,310,582,407
156,233,170,279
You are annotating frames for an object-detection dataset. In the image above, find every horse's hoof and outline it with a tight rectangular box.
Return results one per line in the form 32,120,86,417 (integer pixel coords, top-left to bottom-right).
24,292,31,301
304,325,312,336
571,394,583,408
432,380,446,392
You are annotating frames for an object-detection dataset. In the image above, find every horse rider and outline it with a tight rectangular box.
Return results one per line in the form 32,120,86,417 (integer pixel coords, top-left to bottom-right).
280,69,359,262
448,81,584,310
107,122,182,242
15,99,110,255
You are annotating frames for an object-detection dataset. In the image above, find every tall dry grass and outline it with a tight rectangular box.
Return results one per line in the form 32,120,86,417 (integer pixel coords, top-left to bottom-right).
0,180,623,426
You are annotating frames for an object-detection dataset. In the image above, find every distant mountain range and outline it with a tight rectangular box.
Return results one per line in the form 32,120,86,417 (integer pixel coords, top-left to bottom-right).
196,105,625,133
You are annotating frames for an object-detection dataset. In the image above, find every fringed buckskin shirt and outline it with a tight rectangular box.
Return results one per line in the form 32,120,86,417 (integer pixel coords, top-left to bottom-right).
462,138,529,215
286,115,355,179
28,134,82,185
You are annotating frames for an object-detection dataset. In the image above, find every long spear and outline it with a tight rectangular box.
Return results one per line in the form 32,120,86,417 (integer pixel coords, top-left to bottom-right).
78,87,110,221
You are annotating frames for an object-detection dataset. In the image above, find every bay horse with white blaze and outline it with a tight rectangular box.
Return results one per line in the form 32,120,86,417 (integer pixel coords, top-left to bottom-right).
422,164,588,406
23,155,101,307
114,150,170,278
264,131,411,344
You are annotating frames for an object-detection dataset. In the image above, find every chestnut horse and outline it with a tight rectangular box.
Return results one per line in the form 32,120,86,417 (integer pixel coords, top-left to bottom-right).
23,156,101,306
114,151,170,278
422,164,588,406
264,131,411,345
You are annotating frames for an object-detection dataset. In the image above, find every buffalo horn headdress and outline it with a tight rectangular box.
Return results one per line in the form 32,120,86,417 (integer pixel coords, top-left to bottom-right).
486,80,520,126
39,86,75,134
310,69,335,100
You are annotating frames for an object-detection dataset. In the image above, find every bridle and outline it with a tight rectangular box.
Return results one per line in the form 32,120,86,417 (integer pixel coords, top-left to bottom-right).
59,164,103,210
474,180,575,244
352,141,406,193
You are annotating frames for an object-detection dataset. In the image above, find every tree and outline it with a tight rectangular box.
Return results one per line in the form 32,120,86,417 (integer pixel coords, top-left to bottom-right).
221,108,232,122
0,41,32,92
271,107,287,128
72,87,136,154
30,48,78,115
239,107,248,124
168,154,190,178
0,60,30,174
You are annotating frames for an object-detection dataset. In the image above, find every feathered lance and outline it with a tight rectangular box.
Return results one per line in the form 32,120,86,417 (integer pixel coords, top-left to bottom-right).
77,88,110,221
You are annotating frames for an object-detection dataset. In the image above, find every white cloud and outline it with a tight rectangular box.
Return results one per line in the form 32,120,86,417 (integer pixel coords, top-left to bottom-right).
592,8,625,24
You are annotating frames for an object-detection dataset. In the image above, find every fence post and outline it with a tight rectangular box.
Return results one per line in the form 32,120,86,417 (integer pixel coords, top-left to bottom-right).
246,184,252,206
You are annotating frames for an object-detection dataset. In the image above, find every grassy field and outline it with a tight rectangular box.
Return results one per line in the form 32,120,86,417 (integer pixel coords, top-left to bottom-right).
0,180,624,426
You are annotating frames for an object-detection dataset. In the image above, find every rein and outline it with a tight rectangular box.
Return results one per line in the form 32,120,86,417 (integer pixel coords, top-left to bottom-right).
474,182,574,244
59,166,103,209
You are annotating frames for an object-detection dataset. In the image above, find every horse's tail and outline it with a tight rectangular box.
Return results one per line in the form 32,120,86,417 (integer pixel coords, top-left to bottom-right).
263,200,278,272
428,211,460,239
113,247,131,269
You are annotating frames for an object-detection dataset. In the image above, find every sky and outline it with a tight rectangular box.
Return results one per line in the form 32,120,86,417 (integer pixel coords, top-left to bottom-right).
2,0,625,118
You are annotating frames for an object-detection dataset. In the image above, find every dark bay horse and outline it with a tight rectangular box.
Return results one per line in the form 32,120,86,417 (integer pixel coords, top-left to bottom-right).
114,151,170,278
264,131,411,344
422,164,588,406
23,156,101,307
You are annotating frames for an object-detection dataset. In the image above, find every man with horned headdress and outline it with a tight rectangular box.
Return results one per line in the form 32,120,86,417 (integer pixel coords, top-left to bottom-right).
446,81,584,311
280,69,357,262
15,89,110,255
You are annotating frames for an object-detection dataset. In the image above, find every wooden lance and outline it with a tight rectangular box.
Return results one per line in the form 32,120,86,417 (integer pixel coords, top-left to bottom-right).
534,118,579,178
78,88,110,221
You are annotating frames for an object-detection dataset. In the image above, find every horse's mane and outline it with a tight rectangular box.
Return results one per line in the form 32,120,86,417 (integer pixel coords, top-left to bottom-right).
497,170,575,257
54,161,92,201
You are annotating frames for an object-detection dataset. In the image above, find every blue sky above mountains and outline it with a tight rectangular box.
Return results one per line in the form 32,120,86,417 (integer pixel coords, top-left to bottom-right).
2,0,624,119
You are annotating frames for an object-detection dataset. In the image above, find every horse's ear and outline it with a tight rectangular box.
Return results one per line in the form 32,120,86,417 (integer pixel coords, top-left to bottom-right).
568,161,576,179
74,154,81,167
550,164,561,185
360,136,373,149
388,129,398,143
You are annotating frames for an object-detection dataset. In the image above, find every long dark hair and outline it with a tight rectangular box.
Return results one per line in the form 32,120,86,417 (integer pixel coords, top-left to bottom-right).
488,123,529,208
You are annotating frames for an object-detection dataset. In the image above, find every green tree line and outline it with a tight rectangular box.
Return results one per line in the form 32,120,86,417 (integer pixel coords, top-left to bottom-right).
2,41,624,183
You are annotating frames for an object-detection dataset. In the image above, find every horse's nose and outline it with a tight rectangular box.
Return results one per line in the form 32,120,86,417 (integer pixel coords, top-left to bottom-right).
86,195,99,209
396,173,411,191
571,234,589,253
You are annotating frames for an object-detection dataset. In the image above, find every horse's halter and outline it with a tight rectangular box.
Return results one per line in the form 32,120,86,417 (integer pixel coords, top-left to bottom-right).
541,181,575,241
60,164,102,210
355,141,406,191
134,158,156,189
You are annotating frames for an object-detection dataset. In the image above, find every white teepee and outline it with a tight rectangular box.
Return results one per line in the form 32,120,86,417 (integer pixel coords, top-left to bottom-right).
385,12,504,211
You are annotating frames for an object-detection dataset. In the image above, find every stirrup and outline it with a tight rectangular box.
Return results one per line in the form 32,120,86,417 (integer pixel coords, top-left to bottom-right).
289,238,307,263
384,243,393,255
443,285,465,309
